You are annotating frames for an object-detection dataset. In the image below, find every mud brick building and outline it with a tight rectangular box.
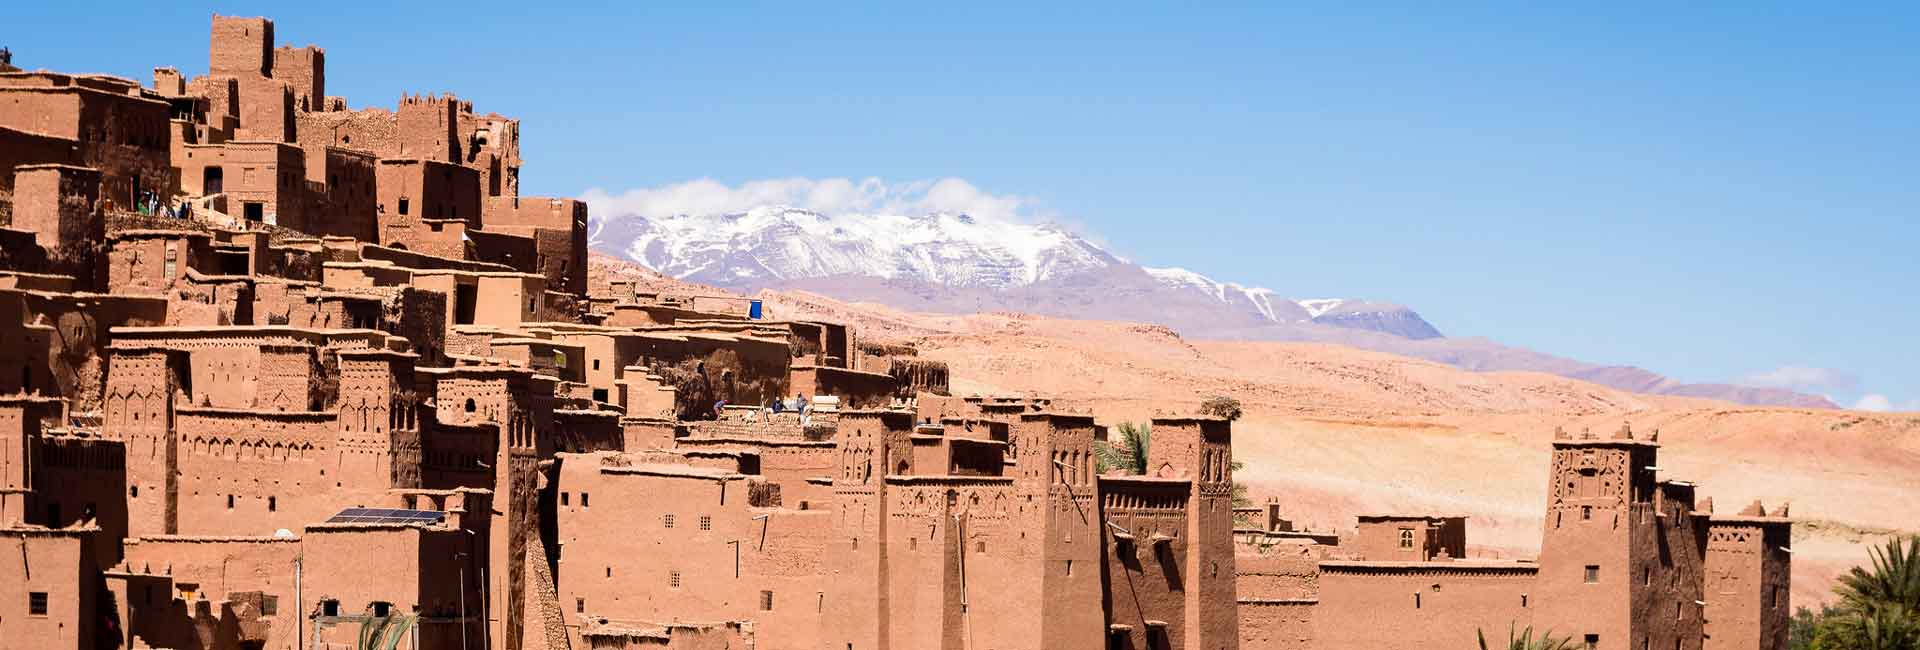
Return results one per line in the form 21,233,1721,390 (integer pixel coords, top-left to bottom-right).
0,12,1791,650
1234,425,1793,650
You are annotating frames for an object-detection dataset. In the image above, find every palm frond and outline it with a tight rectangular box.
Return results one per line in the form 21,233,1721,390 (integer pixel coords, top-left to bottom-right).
1119,422,1149,475
1837,536,1920,616
1095,422,1151,475
1092,440,1130,475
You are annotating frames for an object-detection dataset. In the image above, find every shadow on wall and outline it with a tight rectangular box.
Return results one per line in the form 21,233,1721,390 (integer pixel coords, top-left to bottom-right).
651,350,786,421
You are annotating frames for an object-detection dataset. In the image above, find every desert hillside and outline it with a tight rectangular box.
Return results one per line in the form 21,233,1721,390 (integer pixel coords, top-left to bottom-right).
596,254,1920,606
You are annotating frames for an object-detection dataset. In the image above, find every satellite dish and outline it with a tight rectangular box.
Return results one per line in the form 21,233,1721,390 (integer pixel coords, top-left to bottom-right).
274,528,296,539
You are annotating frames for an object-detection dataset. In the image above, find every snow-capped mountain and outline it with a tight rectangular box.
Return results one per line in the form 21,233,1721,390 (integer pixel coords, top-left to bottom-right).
1298,299,1445,340
590,206,1443,339
602,206,1117,289
588,205,1834,408
1140,266,1305,323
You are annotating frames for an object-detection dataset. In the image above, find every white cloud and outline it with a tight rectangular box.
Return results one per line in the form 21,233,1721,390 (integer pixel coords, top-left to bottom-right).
1739,365,1858,392
1853,394,1894,412
580,177,1046,224
1741,367,1914,412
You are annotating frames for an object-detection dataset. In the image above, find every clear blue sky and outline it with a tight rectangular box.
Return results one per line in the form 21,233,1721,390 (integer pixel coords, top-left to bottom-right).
13,3,1917,410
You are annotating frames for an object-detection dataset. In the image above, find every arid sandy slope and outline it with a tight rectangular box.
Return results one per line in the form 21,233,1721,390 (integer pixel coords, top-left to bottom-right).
596,254,1920,606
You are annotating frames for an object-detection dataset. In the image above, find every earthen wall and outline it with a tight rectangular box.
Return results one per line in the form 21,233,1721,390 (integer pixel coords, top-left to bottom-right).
273,45,324,112
209,16,273,78
0,528,101,649
1312,563,1536,650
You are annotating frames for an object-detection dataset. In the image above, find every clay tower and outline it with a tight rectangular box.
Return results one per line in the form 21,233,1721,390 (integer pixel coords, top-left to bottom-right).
826,409,914,650
1534,425,1707,650
1148,414,1239,650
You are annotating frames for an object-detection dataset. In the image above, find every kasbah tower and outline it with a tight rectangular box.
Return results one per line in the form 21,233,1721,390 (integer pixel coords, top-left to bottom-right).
0,11,1793,650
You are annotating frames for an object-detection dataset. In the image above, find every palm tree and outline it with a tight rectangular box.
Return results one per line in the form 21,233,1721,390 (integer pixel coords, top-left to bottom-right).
1094,421,1150,475
1838,536,1920,616
1854,607,1920,650
1810,606,1920,650
1806,536,1920,650
1798,535,1920,649
1477,623,1575,650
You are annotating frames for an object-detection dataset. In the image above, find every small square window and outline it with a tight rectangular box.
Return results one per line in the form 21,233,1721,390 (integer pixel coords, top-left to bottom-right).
1585,634,1599,650
669,571,682,589
576,597,585,613
29,591,48,616
1582,506,1593,520
1399,528,1415,548
760,590,774,611
1585,565,1600,583
663,514,675,528
561,492,569,506
261,595,278,616
700,515,712,531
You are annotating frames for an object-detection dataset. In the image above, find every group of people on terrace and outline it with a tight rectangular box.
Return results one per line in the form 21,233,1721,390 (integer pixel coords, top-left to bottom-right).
111,190,192,220
724,392,816,425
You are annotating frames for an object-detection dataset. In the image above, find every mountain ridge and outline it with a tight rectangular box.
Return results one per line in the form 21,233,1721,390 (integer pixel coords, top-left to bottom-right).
589,205,1444,337
587,208,1836,409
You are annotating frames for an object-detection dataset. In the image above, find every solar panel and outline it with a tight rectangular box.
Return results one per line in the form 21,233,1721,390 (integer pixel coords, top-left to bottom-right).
324,507,445,525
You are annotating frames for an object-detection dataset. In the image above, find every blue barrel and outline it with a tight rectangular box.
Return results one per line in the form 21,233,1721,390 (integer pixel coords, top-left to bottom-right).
748,299,764,319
